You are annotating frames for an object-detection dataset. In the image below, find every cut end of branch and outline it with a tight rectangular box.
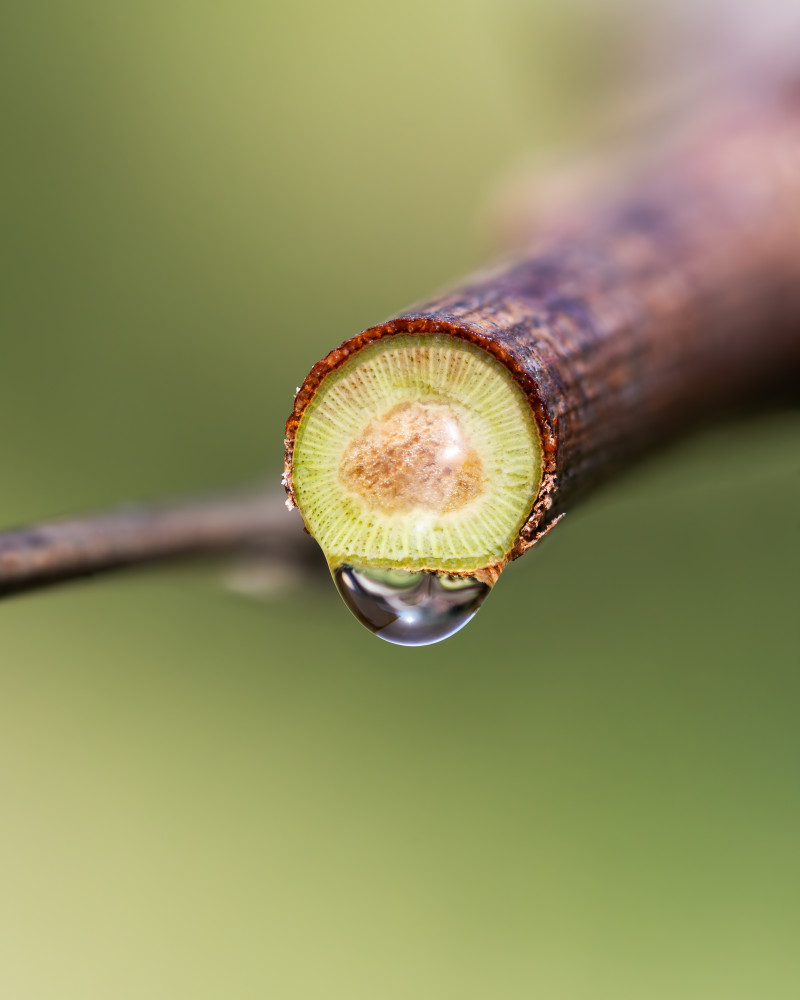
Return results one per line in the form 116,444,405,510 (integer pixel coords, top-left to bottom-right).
286,332,543,575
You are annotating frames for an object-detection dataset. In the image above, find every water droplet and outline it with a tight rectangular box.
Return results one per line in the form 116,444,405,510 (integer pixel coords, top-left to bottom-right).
332,565,491,646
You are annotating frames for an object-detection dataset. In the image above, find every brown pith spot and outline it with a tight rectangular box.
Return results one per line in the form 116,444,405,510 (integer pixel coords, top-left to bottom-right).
338,401,485,514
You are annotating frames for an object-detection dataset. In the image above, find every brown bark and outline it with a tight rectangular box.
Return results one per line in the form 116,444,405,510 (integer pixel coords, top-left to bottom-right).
285,78,800,561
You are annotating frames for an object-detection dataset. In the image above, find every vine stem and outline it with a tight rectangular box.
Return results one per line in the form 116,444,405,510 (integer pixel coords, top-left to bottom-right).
285,75,800,566
0,488,319,599
5,78,800,603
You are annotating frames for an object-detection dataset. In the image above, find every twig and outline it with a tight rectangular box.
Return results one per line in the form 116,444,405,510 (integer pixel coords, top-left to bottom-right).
0,488,319,599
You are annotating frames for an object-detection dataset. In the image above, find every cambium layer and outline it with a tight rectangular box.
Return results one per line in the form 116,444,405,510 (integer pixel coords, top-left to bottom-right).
284,78,800,581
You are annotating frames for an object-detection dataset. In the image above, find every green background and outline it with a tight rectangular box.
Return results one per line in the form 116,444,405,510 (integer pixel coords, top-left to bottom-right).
1,2,798,997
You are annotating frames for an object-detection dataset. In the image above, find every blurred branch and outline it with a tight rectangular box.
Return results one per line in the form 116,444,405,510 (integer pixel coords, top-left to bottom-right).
0,488,321,599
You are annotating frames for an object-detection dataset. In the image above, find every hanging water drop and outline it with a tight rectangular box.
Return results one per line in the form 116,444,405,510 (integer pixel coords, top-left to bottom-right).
332,565,492,646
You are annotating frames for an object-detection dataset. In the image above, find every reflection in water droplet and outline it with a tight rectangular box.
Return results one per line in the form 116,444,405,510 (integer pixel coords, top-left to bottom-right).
332,565,491,646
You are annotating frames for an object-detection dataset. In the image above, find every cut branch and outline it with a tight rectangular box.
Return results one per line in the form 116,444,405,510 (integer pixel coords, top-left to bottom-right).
285,76,800,571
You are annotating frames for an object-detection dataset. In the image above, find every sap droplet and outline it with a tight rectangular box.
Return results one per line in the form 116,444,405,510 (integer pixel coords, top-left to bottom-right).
332,565,491,646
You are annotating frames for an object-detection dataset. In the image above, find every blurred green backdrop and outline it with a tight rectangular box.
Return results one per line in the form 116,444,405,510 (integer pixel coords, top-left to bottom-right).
1,2,798,997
